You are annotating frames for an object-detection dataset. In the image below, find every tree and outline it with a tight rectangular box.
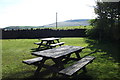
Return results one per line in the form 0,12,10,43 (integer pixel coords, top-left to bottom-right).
87,1,120,41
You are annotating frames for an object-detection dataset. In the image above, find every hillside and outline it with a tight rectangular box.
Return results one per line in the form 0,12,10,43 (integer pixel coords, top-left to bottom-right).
3,19,90,30
3,26,44,30
44,19,90,27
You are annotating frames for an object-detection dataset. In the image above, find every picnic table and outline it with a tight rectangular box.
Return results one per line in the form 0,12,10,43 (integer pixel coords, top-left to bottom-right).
34,37,65,49
22,45,95,76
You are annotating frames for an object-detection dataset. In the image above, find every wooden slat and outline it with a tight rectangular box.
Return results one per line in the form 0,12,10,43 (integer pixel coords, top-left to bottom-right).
34,42,46,45
22,57,43,65
50,42,65,47
41,38,60,41
32,46,85,58
59,56,95,76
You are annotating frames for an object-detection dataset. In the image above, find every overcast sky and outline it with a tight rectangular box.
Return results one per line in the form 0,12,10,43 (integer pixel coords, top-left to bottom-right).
0,0,97,28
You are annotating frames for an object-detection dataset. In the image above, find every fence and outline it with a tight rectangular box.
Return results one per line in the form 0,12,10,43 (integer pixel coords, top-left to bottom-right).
1,29,86,39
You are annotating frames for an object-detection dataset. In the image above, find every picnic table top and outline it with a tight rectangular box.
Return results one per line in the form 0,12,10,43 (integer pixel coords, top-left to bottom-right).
32,45,85,58
40,38,60,41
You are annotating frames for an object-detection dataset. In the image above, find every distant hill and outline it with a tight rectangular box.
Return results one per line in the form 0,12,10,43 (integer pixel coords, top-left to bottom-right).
44,19,90,27
3,19,90,30
65,19,90,22
3,26,44,30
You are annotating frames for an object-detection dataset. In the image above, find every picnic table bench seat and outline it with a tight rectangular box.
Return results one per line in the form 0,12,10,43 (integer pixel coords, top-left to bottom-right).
22,57,43,65
34,42,47,45
34,42,65,48
50,42,65,47
59,56,95,76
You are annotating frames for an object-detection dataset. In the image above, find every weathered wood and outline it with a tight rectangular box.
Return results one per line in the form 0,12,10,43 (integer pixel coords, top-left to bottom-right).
59,56,95,76
34,58,47,76
34,38,62,49
75,51,82,60
32,45,85,59
41,38,60,41
34,41,47,45
28,45,85,76
50,42,65,47
22,57,43,65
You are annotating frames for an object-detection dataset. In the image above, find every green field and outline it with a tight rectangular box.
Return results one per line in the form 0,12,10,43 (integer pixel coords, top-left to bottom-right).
43,26,93,30
1,38,120,79
4,26,93,30
31,26,93,30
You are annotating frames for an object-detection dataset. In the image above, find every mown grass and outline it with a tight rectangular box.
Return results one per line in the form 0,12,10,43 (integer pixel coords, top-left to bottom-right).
34,26,93,30
1,38,120,79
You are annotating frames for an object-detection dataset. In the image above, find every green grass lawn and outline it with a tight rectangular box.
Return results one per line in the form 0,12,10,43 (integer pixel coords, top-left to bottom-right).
34,26,93,30
1,38,120,79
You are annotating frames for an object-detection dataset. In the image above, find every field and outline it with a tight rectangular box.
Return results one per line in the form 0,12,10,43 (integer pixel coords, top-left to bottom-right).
3,26,93,30
35,26,93,30
1,38,120,79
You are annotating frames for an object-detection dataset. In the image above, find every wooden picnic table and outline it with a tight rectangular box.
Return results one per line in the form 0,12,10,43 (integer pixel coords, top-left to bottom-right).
23,45,95,76
31,45,85,76
34,37,65,49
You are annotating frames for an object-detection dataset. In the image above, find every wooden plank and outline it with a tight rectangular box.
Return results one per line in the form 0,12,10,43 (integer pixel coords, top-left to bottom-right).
22,57,43,65
34,42,46,45
59,56,95,76
50,42,65,47
32,46,85,59
41,38,60,41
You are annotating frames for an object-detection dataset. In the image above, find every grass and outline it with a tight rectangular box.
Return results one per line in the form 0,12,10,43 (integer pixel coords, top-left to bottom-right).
1,38,120,79
34,26,93,30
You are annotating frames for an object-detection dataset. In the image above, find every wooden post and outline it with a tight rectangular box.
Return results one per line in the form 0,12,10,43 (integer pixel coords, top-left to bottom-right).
56,12,57,29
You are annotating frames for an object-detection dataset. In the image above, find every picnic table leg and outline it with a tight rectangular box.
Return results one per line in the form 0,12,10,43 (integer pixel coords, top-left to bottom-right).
75,52,81,60
75,50,82,60
64,54,71,63
75,50,87,72
52,58,65,69
34,58,47,76
44,41,50,49
45,41,53,49
56,39,62,46
52,40,55,44
37,41,43,50
82,66,87,72
56,39,60,43
48,40,56,48
49,41,53,48
50,40,56,48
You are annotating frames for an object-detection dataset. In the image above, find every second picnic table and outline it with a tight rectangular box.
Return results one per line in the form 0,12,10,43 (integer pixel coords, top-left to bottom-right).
34,37,65,49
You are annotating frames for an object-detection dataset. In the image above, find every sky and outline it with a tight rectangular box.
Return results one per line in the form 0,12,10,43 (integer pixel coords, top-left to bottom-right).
0,0,97,28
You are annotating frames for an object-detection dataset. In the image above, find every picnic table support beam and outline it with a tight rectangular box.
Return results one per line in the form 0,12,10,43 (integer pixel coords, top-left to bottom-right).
82,66,87,72
75,51,82,60
37,41,43,49
34,58,47,76
49,41,55,48
46,40,55,49
52,58,65,69
45,41,50,48
56,39,60,43
63,54,71,63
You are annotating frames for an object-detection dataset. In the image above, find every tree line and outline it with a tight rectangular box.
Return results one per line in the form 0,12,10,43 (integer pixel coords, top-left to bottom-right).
87,1,120,41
